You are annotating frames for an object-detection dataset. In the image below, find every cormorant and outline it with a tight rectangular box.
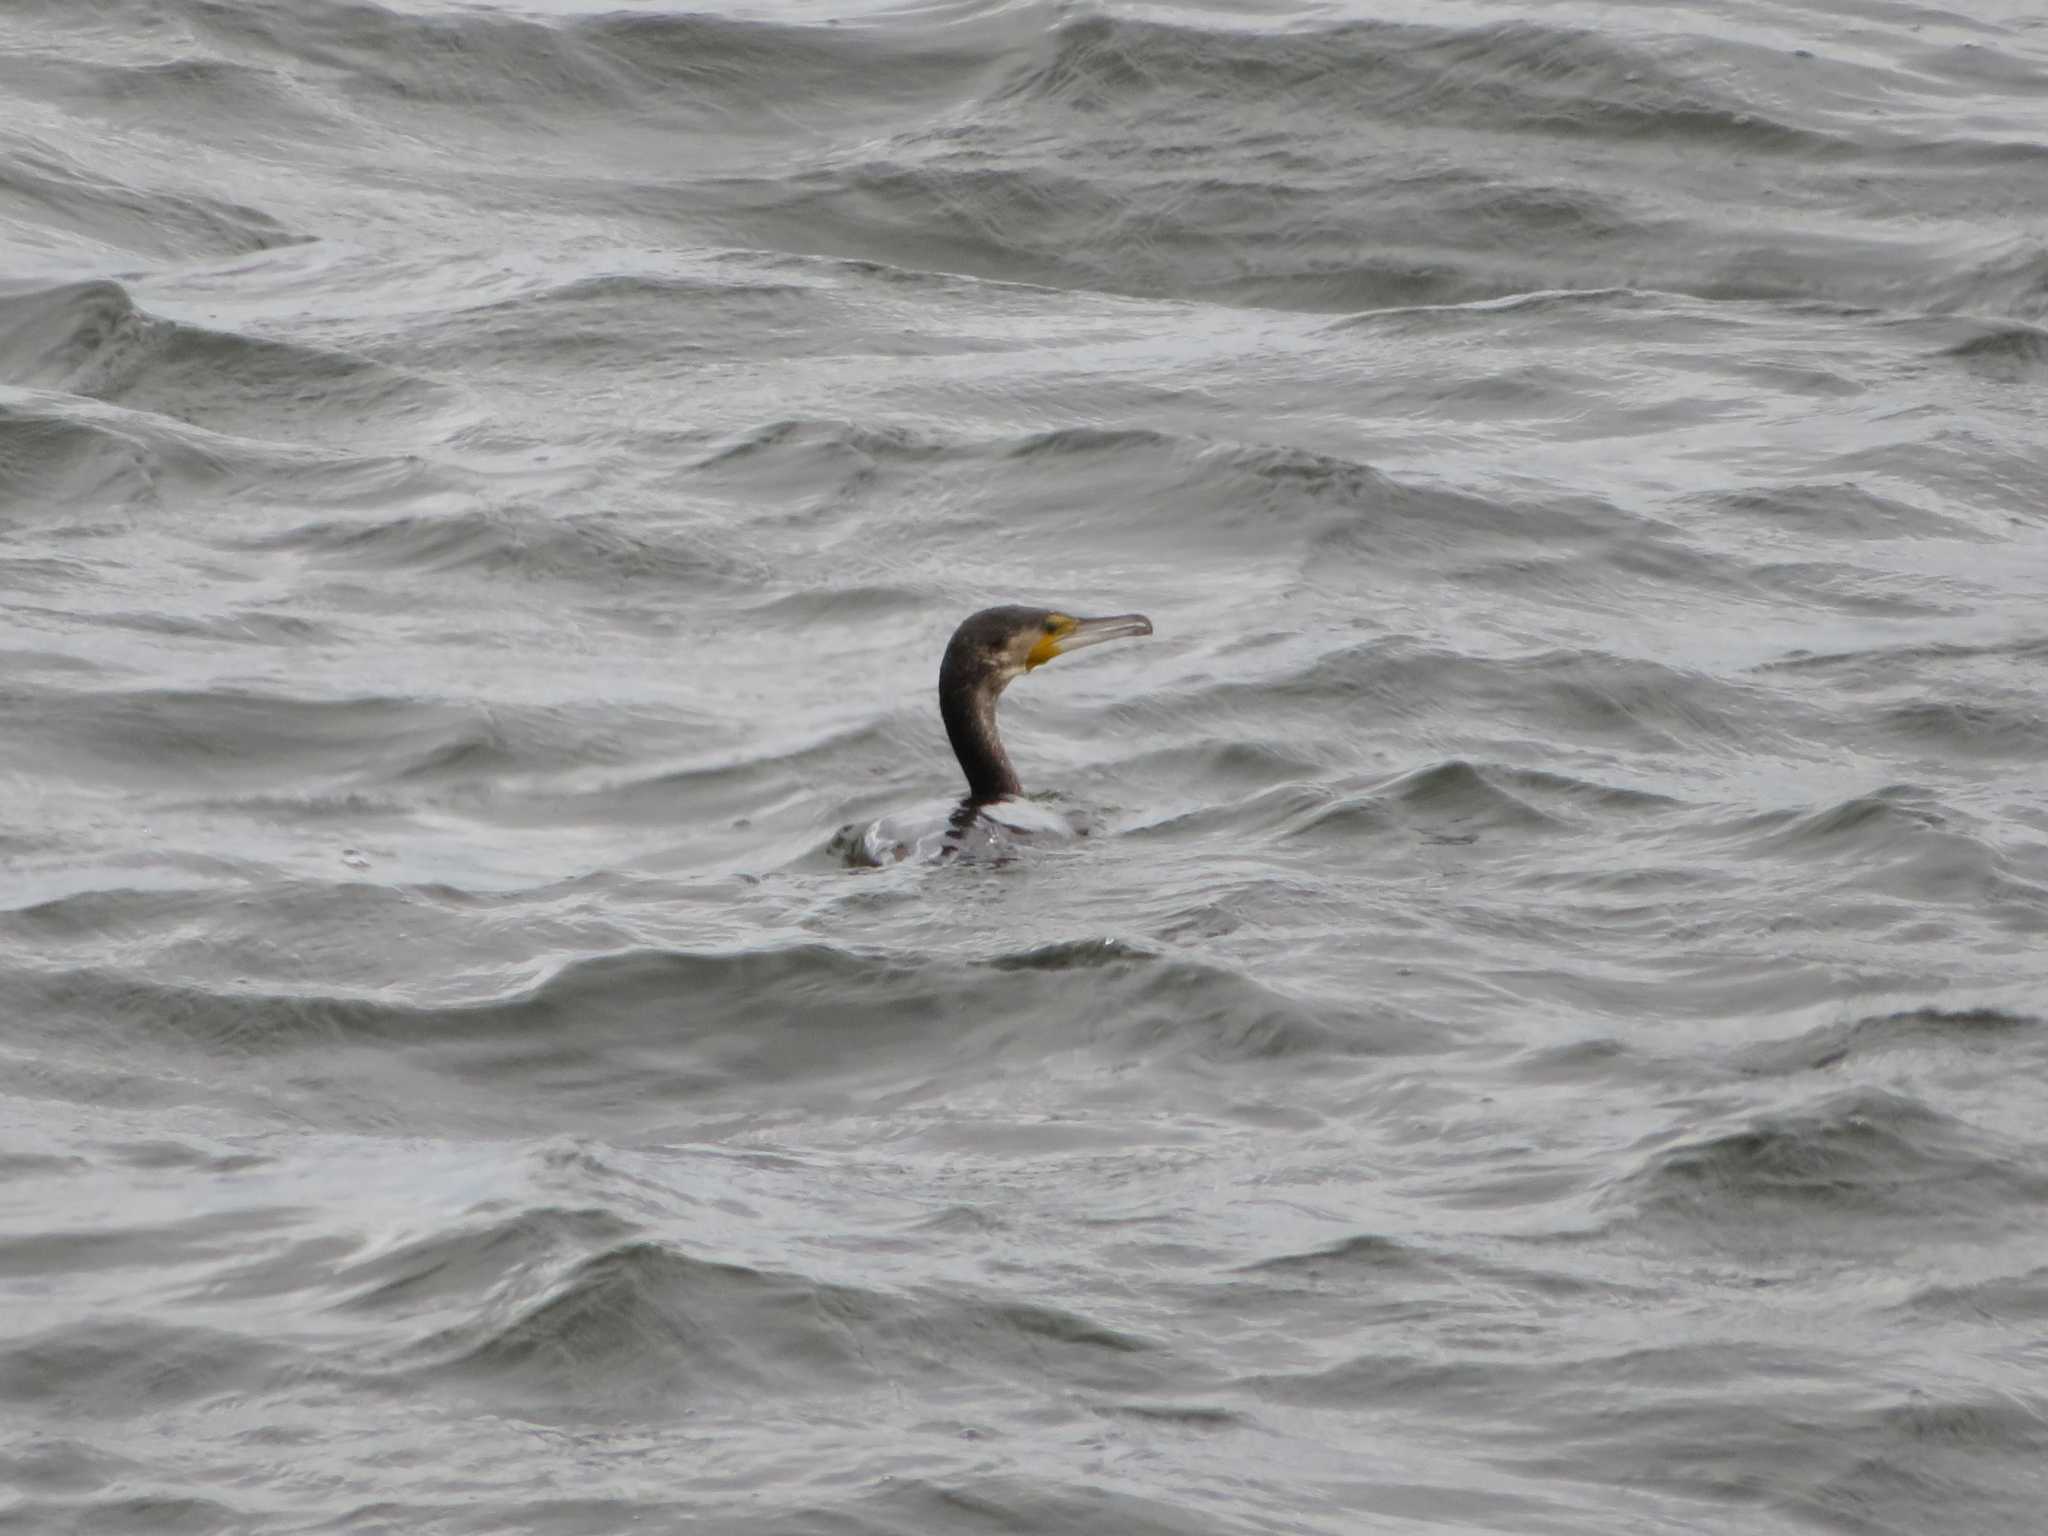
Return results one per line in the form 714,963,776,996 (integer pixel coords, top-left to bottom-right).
857,605,1153,864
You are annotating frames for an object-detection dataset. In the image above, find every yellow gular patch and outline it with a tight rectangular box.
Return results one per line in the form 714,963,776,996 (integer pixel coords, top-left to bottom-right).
1025,617,1072,670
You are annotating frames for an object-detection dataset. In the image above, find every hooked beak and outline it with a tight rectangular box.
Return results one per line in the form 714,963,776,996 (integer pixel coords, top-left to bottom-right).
1028,612,1153,669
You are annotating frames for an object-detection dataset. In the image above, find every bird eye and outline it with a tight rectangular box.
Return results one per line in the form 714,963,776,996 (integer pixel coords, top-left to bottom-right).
1043,618,1058,633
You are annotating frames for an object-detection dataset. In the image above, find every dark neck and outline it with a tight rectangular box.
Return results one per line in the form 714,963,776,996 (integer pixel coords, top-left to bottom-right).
939,676,1021,803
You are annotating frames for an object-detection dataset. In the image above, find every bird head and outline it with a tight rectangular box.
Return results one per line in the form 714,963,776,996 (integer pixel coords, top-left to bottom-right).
942,605,1154,693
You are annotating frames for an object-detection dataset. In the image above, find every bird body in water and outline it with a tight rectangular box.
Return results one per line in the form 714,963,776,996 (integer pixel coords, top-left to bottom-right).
856,605,1153,864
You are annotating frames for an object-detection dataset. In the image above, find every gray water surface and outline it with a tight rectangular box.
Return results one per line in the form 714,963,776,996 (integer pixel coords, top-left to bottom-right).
3,1,2048,1532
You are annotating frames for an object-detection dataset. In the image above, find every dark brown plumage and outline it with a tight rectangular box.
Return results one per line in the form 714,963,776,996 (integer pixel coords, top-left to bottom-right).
937,605,1152,802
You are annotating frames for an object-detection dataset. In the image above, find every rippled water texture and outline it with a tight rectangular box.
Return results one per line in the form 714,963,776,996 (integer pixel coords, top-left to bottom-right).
4,1,2048,1531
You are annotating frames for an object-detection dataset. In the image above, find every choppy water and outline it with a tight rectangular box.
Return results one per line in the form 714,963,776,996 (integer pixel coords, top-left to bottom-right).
5,1,2048,1531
